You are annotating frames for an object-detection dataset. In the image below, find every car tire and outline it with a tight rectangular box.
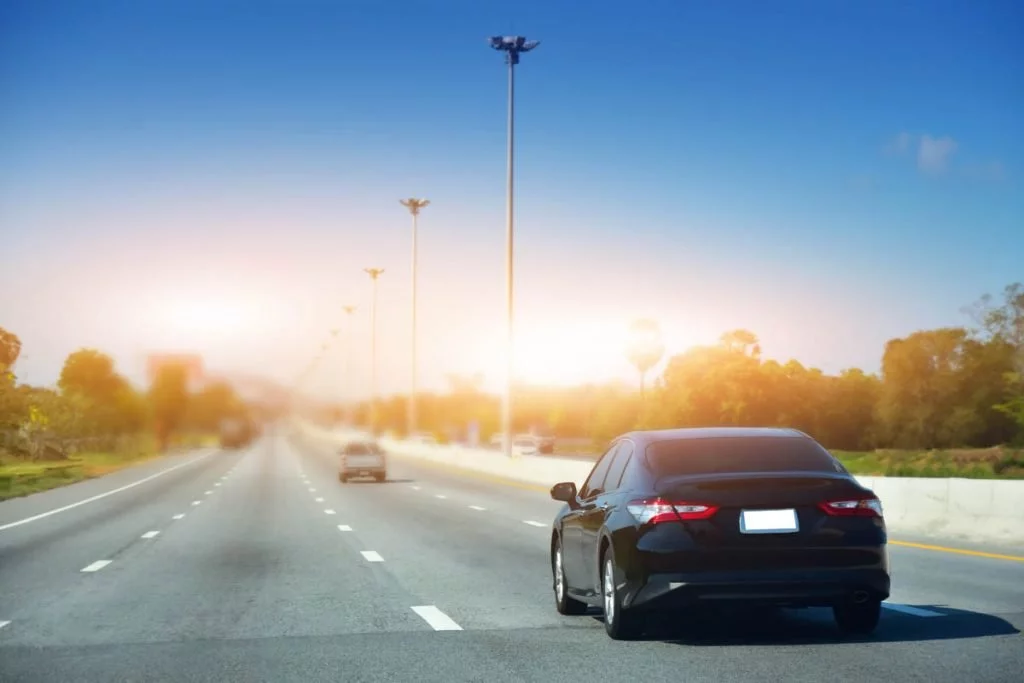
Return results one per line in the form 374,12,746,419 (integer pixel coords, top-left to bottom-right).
375,473,386,483
552,537,587,615
339,473,348,483
602,554,643,640
833,597,882,635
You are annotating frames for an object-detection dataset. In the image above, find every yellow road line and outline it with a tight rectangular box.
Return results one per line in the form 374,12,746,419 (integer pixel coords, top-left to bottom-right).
394,452,1024,562
889,540,1024,563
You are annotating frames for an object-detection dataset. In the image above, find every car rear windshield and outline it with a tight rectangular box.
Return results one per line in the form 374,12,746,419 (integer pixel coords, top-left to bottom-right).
345,442,382,455
645,436,846,476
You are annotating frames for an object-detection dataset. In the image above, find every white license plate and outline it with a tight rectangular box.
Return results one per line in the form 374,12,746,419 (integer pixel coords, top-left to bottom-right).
739,509,799,534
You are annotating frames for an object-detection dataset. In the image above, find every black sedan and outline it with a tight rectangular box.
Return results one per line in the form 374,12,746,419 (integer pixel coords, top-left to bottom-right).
548,427,890,640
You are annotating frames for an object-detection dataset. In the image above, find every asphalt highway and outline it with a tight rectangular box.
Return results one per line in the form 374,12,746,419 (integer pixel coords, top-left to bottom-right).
1,428,1021,682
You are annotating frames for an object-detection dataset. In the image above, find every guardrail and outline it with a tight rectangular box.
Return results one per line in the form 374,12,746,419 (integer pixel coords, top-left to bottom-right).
289,418,1024,547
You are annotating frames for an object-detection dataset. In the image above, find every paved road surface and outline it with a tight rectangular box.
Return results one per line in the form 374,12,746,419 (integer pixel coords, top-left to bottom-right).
1,429,1021,682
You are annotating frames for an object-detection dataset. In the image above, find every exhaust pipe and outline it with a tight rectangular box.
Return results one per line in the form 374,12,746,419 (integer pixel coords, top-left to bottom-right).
851,590,869,604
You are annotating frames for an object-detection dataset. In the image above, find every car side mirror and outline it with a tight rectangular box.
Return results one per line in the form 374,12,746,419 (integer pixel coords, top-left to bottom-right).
550,481,577,505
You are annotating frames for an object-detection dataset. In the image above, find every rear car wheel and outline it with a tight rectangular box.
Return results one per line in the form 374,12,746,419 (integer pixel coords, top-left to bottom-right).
833,597,882,635
339,473,348,483
375,472,386,483
602,554,642,640
552,537,587,615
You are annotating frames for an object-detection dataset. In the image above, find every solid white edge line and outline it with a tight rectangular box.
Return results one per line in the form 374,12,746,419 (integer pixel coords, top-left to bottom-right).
883,603,944,618
324,509,336,515
0,451,213,532
411,605,463,631
172,514,185,520
523,520,546,527
468,505,486,511
81,560,112,573
337,524,352,531
141,531,160,539
361,550,384,562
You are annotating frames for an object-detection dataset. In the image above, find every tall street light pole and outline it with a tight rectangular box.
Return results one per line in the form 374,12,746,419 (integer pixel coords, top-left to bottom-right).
340,305,357,425
488,35,540,458
399,198,429,439
364,268,385,434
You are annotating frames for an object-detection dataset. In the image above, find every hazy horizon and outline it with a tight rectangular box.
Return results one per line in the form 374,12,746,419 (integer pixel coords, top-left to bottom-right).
3,0,1021,400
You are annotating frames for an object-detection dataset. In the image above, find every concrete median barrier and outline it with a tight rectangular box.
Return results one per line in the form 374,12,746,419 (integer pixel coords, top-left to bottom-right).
290,418,1024,547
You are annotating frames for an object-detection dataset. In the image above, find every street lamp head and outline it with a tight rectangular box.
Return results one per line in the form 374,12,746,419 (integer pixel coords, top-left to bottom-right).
488,35,540,65
342,305,357,315
399,198,430,215
364,268,385,279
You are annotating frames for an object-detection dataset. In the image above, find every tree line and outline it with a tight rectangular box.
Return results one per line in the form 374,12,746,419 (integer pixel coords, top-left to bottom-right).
0,329,249,459
320,282,1024,452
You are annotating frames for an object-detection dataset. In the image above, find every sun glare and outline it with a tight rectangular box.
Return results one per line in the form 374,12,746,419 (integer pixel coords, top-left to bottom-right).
159,299,250,345
511,322,631,387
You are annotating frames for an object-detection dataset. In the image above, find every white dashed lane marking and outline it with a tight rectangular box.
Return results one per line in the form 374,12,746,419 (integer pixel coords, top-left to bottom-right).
410,485,421,491
315,497,325,503
214,482,221,487
205,490,213,495
412,606,463,631
0,451,214,532
361,551,384,562
523,520,546,528
883,603,944,618
468,505,486,511
338,525,352,532
141,531,160,539
172,514,185,520
191,501,201,506
325,509,336,515
435,494,447,500
81,560,112,573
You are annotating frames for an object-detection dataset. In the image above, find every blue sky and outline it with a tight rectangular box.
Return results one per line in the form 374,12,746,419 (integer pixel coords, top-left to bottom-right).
1,0,1021,398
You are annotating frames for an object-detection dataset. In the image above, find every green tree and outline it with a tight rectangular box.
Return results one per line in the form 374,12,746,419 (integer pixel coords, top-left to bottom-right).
185,381,246,431
149,363,190,452
57,349,146,437
0,327,26,434
59,349,125,399
0,326,21,373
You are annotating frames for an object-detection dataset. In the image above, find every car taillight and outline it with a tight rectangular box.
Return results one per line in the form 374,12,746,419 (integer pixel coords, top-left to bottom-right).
626,497,718,524
819,497,884,518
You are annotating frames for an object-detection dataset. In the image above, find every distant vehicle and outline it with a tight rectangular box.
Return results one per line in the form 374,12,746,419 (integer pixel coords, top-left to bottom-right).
339,439,387,483
548,427,890,640
219,418,255,449
512,435,539,456
530,428,556,454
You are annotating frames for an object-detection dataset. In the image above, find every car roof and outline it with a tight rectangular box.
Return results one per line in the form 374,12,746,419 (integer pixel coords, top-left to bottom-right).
620,427,810,446
344,439,379,447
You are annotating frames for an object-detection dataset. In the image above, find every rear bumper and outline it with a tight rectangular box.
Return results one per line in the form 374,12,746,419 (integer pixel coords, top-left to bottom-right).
625,567,890,610
341,467,386,476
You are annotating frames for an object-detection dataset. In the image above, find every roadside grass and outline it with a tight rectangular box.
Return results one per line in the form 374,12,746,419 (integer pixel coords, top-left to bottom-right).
834,446,1024,479
555,442,1024,479
0,435,161,501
